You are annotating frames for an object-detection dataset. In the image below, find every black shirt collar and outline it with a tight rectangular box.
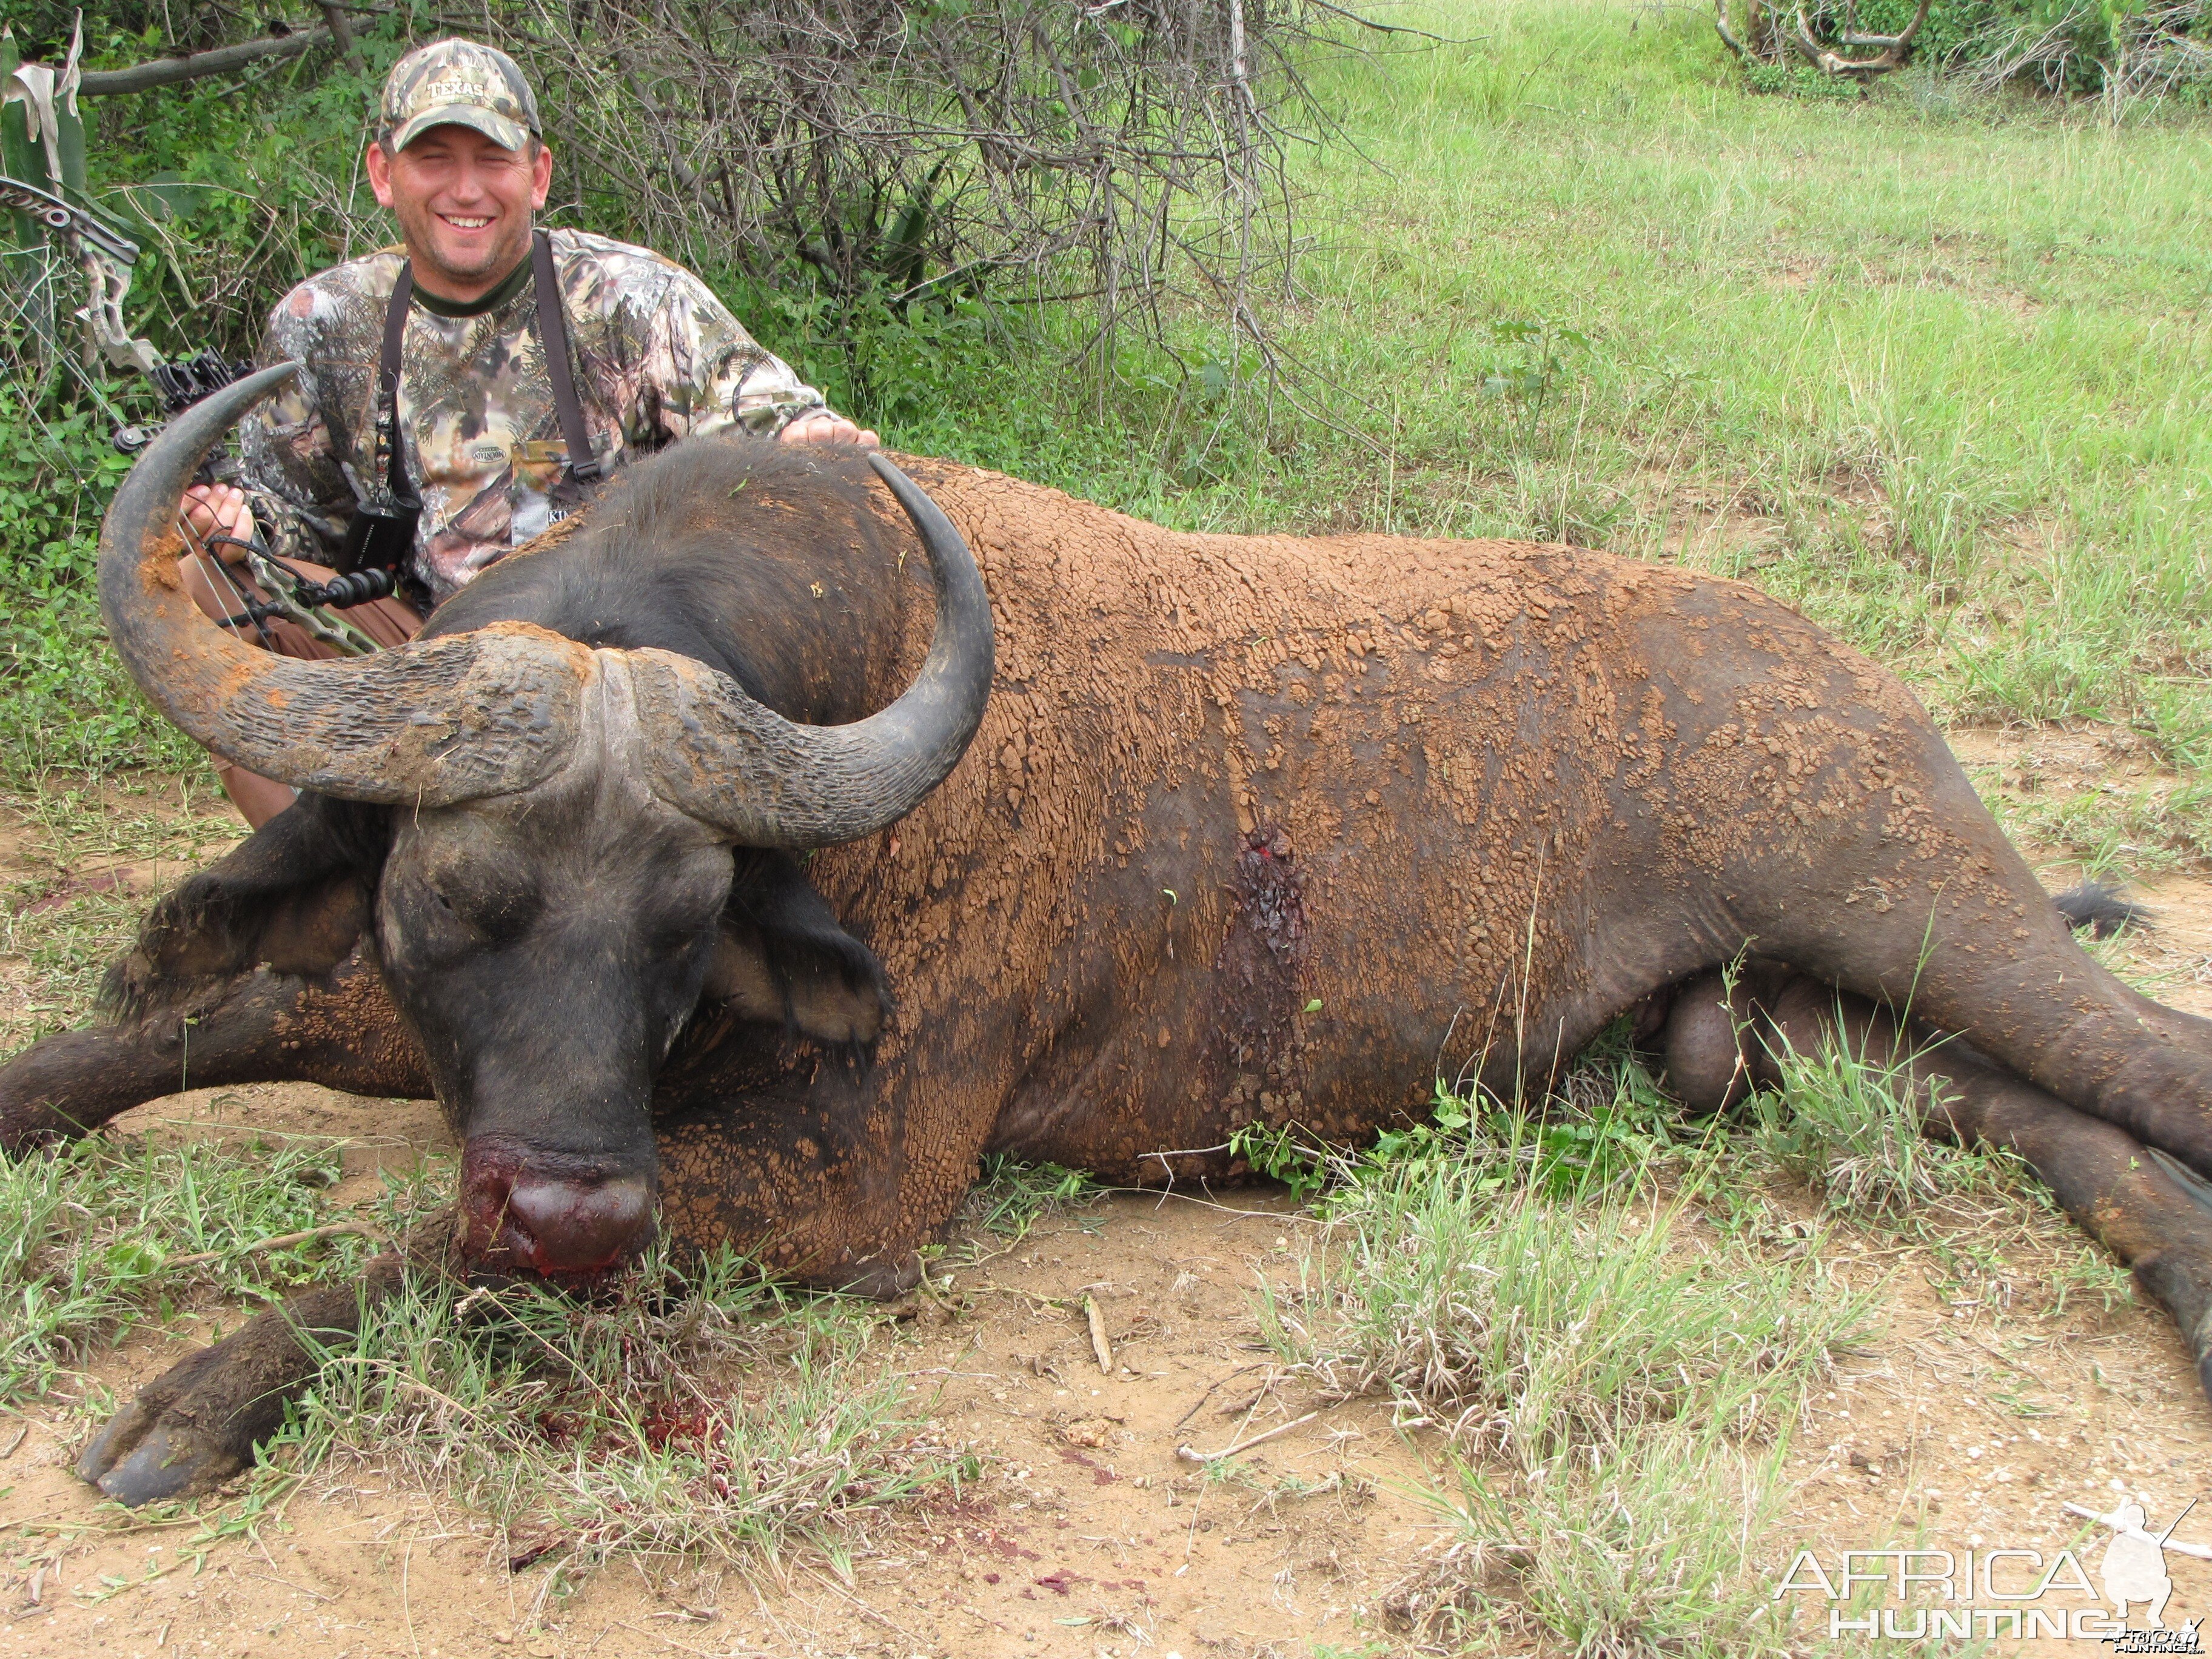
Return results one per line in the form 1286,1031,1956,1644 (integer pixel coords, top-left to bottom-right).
409,251,534,319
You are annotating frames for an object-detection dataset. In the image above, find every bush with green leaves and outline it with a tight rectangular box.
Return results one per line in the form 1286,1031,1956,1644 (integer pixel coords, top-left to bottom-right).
0,394,196,781
1723,0,2212,97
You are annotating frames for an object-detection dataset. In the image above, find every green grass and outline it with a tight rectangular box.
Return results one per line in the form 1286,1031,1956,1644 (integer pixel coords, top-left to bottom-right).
0,781,240,1049
1255,1098,1870,1653
882,0,2212,867
0,1130,427,1405
958,1151,1105,1245
1245,1005,2137,1647
1258,1165,1866,1458
1394,1426,1802,1654
1983,769,2212,873
1754,1023,2136,1315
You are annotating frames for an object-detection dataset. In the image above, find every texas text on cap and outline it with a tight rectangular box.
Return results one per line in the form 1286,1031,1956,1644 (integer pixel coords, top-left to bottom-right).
380,38,542,153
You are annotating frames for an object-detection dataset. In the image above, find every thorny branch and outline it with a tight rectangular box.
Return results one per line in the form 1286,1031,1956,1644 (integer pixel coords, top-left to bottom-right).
436,0,1370,370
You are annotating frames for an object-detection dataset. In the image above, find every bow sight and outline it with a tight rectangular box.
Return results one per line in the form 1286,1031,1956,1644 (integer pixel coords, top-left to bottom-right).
2,166,389,654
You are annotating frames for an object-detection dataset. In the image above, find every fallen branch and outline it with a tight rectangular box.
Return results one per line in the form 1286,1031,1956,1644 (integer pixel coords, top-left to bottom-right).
78,30,331,99
167,1219,378,1269
1174,1363,1268,1429
1787,0,1932,76
1177,1409,1319,1463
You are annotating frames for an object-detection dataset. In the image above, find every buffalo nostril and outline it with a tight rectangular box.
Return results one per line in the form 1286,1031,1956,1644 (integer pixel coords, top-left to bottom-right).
500,1175,654,1275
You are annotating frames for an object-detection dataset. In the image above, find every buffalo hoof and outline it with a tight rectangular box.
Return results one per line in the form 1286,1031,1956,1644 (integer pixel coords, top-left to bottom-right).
75,1337,278,1505
78,1263,406,1506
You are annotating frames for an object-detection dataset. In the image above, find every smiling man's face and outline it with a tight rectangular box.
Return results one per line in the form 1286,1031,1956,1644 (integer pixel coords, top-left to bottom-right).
366,124,552,301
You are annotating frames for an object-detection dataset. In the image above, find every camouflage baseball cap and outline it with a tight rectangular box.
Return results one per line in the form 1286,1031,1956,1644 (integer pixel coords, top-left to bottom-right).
379,39,541,153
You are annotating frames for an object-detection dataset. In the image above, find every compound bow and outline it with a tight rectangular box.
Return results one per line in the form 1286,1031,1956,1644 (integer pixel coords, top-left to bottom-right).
3,159,392,655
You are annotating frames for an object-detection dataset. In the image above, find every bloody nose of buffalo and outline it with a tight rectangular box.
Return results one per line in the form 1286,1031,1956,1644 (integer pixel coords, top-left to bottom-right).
501,1174,655,1275
460,1157,657,1278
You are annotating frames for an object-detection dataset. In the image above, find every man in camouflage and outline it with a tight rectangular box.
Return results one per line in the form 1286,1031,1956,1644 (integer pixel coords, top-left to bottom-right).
180,38,874,824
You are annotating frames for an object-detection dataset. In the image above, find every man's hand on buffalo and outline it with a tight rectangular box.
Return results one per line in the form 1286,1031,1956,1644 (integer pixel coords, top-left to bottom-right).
779,410,879,449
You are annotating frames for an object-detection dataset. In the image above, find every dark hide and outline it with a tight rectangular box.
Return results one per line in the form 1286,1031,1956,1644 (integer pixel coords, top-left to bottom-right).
425,440,927,725
15,443,909,1167
708,851,891,1051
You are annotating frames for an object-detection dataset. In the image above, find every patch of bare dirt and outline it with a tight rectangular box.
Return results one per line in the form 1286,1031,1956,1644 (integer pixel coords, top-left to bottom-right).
1948,723,2175,811
1775,1224,2212,1654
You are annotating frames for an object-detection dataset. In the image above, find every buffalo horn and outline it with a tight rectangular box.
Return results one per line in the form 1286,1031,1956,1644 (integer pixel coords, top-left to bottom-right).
98,361,588,806
630,451,996,847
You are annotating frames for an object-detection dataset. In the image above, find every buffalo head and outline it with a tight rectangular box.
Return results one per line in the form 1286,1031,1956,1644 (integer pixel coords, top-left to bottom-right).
102,363,993,1278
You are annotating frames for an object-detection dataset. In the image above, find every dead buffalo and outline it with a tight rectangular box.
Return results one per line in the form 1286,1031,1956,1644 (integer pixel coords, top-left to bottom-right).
7,363,2212,1506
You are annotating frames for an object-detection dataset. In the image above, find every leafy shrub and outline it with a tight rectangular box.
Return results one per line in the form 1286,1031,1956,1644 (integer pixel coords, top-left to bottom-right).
0,390,196,780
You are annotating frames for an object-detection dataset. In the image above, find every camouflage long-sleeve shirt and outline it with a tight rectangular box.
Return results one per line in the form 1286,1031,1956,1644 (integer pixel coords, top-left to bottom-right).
238,228,830,605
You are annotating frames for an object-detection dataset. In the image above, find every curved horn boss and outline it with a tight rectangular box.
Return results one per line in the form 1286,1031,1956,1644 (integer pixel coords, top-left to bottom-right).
101,366,995,838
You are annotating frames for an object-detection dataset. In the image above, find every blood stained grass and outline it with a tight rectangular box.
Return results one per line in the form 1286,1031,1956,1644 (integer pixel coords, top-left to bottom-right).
275,1244,968,1586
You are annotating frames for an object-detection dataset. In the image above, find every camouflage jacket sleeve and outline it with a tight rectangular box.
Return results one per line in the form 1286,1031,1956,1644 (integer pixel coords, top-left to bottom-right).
618,260,831,444
232,282,370,568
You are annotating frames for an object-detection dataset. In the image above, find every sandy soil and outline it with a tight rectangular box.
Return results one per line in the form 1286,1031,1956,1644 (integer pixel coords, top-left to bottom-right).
4,740,2212,1656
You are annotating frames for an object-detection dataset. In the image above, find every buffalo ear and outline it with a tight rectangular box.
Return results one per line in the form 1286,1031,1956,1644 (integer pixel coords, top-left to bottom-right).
706,852,890,1048
102,796,387,1019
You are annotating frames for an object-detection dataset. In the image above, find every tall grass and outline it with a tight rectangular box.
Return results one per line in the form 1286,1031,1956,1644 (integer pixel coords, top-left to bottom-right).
901,0,2212,882
1256,1087,1870,1652
1260,1163,1863,1456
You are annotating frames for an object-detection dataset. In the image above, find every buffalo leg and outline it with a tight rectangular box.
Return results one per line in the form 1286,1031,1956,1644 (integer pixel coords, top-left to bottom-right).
1664,972,2212,1400
0,947,429,1153
1657,638,2212,1177
76,1249,415,1505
